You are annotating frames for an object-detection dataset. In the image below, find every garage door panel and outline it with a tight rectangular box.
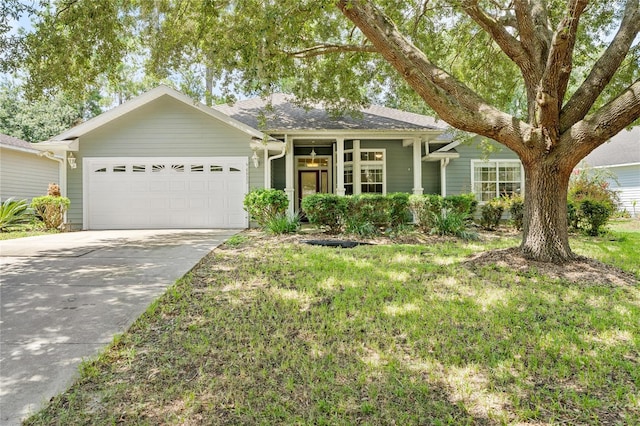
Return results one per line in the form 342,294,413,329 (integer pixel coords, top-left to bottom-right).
86,157,248,229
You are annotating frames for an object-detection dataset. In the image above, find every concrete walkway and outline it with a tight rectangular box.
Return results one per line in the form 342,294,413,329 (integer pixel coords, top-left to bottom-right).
0,229,239,425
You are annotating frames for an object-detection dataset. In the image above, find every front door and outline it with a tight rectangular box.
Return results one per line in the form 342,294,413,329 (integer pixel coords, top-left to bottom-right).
298,170,329,210
299,170,319,210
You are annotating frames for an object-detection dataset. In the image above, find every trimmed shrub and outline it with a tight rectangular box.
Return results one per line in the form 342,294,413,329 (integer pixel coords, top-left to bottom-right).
0,198,31,231
444,193,477,217
265,212,301,235
505,194,524,231
568,164,619,235
243,189,289,228
409,194,444,232
479,198,504,230
31,196,70,229
301,193,347,234
579,198,613,236
344,194,389,236
386,192,411,228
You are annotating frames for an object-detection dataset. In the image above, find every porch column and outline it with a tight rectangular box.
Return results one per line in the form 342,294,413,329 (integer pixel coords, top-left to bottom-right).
440,158,450,196
263,146,270,189
285,135,295,214
336,137,345,196
353,139,361,193
412,138,423,195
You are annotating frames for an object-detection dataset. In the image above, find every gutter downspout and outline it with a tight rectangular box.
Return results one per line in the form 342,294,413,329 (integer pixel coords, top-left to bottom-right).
266,143,287,189
440,158,450,197
38,150,68,224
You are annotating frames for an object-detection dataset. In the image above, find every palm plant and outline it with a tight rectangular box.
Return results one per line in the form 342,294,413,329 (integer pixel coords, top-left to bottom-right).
0,198,31,232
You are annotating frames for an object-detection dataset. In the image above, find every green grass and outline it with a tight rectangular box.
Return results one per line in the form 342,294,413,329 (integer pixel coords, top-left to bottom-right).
24,226,639,425
0,223,58,240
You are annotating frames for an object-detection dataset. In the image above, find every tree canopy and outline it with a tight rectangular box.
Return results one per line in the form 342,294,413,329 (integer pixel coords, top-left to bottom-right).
14,0,640,262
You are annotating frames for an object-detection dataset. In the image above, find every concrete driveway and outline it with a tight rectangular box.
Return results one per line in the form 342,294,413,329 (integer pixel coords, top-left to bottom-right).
0,229,239,425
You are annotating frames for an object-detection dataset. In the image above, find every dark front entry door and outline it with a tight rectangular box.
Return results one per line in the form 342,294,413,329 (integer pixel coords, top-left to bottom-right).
299,170,319,210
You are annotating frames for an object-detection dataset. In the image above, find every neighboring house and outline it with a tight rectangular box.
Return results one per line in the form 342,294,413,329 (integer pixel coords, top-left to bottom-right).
582,127,640,217
0,133,60,202
36,86,522,230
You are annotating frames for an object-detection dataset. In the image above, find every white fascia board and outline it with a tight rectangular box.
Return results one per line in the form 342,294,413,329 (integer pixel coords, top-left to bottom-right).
422,152,460,162
31,138,79,153
434,140,461,152
250,140,286,153
1,144,41,155
50,85,268,142
587,162,640,169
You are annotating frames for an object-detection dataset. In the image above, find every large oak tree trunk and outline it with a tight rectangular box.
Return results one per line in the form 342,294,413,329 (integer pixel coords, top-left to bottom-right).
520,159,576,262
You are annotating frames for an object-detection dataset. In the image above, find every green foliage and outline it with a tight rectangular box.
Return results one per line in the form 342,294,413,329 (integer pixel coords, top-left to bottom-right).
409,194,444,232
505,194,525,231
569,165,619,212
344,195,388,236
301,193,347,234
386,193,411,228
480,198,505,231
30,196,70,230
0,79,102,142
578,199,614,236
265,212,301,235
443,193,477,217
430,208,477,239
304,193,411,236
243,189,289,228
568,165,619,235
0,198,31,232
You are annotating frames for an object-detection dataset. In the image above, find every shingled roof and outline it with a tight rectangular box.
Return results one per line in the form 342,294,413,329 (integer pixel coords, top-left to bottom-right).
0,133,36,152
583,127,640,167
213,93,445,132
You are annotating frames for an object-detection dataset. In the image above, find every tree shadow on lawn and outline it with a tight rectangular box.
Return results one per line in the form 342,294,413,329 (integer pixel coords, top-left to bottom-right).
25,238,640,425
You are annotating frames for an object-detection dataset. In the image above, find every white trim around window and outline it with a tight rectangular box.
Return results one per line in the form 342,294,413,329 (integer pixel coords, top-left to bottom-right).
471,159,524,202
344,148,386,195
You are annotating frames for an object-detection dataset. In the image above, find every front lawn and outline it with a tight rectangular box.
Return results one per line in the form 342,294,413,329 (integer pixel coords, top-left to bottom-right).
25,228,639,425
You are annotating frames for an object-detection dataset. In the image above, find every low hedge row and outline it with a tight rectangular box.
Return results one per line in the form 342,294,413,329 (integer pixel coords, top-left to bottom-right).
302,193,411,235
302,192,478,235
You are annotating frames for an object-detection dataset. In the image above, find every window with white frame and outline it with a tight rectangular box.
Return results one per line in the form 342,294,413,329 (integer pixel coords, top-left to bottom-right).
472,160,523,202
343,149,385,194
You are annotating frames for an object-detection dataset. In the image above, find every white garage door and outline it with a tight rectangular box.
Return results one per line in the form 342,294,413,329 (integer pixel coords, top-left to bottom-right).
85,157,248,229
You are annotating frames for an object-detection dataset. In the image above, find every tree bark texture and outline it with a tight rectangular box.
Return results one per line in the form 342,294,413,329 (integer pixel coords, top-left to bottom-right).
520,159,575,262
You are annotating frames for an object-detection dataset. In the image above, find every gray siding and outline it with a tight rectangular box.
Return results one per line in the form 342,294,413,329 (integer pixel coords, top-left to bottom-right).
69,95,262,229
446,139,520,196
272,156,286,190
1,148,59,201
607,165,640,217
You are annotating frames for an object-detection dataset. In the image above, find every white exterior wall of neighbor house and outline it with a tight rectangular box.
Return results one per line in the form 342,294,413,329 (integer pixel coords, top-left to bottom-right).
66,95,264,229
0,147,60,201
602,164,640,217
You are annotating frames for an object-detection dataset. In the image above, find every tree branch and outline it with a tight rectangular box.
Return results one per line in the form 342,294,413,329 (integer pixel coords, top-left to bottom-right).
287,44,377,58
559,79,640,168
460,0,530,70
535,0,588,146
560,0,640,132
514,0,552,72
337,0,531,156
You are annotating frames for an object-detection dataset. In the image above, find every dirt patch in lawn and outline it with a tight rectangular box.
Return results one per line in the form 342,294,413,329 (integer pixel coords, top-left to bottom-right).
464,247,638,286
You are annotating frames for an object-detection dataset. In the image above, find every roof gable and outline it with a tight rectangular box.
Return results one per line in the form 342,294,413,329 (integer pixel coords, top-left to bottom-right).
48,85,265,142
213,93,446,132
